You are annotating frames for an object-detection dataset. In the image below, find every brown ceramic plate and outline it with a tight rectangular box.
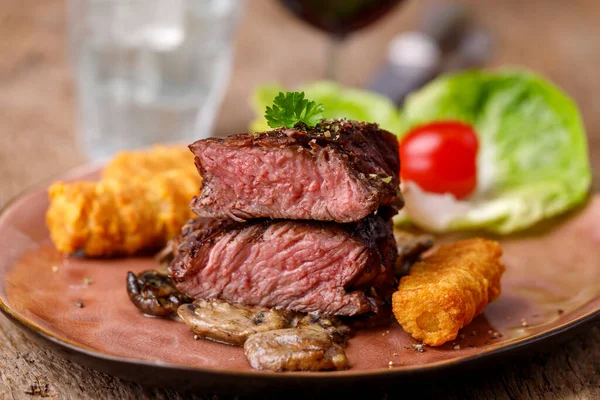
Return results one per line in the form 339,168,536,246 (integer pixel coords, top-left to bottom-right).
1,164,600,393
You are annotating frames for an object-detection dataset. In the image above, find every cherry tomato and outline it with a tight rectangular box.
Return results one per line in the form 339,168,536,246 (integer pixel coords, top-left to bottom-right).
399,121,478,199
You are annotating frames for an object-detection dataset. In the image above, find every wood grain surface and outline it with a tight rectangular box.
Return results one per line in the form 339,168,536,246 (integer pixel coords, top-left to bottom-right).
1,0,599,398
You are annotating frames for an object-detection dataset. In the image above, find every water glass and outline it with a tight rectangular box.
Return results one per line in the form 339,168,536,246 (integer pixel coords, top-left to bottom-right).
68,0,243,160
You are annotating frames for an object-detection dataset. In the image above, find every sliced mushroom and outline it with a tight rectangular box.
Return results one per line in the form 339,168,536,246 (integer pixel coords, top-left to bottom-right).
126,270,192,317
394,231,434,276
177,299,297,346
295,313,352,344
244,327,348,371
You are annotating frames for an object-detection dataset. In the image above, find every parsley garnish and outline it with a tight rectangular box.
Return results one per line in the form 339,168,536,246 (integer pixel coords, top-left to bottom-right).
265,92,324,129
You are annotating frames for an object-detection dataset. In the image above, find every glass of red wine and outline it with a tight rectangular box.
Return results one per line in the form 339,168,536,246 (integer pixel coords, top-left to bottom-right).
277,0,404,79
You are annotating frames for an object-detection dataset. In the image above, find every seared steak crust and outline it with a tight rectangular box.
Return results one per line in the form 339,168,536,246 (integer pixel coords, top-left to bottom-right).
169,216,397,316
189,119,403,223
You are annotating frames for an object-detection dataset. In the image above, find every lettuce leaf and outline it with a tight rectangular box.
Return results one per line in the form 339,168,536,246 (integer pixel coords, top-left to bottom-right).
397,69,592,233
250,81,403,134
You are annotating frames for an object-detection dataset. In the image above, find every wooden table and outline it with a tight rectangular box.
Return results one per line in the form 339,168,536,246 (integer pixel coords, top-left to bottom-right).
1,0,599,398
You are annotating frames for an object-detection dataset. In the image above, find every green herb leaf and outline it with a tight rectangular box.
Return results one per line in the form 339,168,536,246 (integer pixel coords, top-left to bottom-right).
250,82,402,133
264,92,324,128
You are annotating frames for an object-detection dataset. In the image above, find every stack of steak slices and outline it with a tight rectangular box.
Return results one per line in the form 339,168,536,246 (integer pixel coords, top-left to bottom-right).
169,119,403,317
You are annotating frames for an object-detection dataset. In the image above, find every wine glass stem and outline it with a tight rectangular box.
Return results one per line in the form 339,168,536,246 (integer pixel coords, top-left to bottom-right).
325,35,344,81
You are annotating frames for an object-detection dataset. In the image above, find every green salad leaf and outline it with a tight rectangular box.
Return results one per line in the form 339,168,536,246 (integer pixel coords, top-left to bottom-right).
251,81,403,134
397,69,592,234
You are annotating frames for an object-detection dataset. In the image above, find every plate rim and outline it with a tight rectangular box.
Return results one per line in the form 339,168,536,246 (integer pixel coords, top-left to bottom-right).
1,163,599,381
2,293,599,381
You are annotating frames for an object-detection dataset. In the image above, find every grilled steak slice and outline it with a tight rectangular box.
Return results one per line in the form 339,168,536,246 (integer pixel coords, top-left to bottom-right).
244,327,348,371
169,215,398,316
188,119,403,223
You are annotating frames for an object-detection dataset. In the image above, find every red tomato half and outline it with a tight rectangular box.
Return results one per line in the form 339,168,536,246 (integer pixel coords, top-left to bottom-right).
399,121,479,199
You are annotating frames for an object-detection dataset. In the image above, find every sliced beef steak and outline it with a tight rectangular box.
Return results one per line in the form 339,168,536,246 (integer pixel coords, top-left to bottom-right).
188,119,402,223
169,216,397,316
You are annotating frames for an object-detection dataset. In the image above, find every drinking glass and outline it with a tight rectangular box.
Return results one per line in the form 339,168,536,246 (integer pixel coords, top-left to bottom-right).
68,0,243,160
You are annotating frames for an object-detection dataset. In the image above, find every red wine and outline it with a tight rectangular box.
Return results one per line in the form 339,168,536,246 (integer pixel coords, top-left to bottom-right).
277,0,404,37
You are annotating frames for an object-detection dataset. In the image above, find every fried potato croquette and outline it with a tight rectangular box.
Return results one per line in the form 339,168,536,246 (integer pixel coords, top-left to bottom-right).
102,146,196,182
392,238,504,346
46,146,201,256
